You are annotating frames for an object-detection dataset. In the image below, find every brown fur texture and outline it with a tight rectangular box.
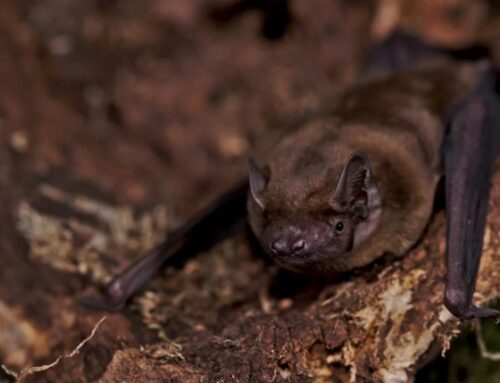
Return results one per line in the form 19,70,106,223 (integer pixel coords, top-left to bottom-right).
248,62,484,273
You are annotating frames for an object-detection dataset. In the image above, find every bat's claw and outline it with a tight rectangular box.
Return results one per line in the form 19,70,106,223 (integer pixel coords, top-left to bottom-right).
445,290,500,320
79,275,135,312
78,295,126,312
448,304,500,320
466,306,500,320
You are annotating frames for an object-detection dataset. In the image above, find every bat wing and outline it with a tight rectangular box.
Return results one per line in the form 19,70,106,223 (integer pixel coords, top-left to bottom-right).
443,72,500,319
81,181,248,311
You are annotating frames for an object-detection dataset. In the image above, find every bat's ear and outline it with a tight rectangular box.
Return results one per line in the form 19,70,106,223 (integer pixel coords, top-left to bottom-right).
248,158,269,210
330,151,378,219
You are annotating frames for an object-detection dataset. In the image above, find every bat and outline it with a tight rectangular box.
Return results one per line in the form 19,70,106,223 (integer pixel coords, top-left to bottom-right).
82,33,500,319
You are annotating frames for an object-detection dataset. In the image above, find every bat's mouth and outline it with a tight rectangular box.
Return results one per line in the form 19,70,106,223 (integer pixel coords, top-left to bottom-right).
269,249,337,274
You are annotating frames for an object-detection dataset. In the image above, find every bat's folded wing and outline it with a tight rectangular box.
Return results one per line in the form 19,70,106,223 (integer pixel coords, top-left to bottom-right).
80,181,249,311
444,74,500,319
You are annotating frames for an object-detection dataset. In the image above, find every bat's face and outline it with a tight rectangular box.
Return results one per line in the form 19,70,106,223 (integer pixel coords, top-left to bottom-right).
248,152,381,273
256,213,358,273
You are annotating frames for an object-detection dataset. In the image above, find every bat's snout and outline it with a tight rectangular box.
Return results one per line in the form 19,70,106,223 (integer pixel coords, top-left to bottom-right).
271,237,307,257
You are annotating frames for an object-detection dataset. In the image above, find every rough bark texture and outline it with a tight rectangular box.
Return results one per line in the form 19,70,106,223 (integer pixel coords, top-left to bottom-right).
0,1,499,382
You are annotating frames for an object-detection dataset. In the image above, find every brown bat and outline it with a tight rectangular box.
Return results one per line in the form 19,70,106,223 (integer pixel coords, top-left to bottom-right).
83,34,500,319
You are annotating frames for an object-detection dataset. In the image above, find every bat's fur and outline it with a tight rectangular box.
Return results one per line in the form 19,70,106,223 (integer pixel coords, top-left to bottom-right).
248,63,486,273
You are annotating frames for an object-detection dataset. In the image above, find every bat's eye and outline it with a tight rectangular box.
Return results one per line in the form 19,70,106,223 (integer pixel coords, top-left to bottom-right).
335,221,344,233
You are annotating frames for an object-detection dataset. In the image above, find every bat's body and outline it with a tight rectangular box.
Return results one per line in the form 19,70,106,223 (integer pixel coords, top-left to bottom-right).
84,35,500,319
248,64,469,273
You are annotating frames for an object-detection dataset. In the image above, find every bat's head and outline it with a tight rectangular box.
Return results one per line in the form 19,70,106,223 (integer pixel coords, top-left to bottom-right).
247,151,382,273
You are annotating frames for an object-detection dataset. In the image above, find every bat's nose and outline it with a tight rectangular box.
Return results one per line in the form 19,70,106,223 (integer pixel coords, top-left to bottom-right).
292,239,305,252
271,239,288,255
271,238,306,256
